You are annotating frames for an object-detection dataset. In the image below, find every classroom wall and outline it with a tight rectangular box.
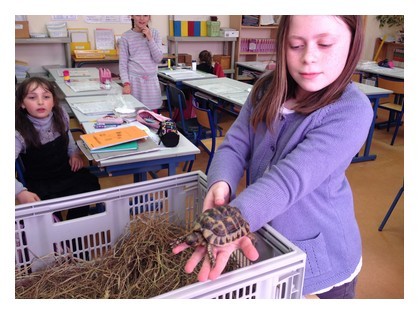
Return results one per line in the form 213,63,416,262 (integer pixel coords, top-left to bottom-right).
16,15,393,73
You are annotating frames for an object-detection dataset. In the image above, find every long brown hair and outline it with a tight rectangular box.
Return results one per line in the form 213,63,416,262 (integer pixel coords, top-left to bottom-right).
251,15,364,130
15,77,68,148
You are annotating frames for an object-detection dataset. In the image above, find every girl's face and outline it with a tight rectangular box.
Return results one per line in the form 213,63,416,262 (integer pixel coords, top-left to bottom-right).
132,15,150,31
20,84,54,119
286,16,352,98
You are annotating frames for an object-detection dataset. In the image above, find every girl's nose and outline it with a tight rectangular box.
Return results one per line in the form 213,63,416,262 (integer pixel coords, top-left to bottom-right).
302,45,318,63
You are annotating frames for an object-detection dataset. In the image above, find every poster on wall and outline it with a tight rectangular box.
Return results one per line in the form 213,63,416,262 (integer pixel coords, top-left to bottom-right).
84,16,131,24
52,15,78,21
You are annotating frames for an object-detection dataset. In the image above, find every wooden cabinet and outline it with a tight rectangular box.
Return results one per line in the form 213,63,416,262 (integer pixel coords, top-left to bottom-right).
229,15,278,80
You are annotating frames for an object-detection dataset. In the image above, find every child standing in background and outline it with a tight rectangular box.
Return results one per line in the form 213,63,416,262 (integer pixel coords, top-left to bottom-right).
15,77,100,220
173,16,372,298
119,15,163,111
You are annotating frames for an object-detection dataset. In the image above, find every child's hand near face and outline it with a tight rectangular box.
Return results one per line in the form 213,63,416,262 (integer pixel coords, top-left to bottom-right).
69,154,84,172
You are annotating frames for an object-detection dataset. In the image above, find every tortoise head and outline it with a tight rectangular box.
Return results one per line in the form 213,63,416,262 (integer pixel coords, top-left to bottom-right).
185,231,205,247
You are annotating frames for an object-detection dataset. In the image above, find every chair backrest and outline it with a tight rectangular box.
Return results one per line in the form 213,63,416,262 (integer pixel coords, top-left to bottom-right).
377,77,404,104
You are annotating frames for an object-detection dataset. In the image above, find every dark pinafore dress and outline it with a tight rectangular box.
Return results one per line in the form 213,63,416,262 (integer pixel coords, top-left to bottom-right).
20,134,100,220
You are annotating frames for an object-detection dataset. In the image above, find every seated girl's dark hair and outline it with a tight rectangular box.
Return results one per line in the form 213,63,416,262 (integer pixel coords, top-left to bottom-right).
199,50,212,66
15,77,68,148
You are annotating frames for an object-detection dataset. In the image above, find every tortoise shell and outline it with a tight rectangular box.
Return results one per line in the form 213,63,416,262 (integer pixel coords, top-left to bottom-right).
193,205,250,246
171,206,251,268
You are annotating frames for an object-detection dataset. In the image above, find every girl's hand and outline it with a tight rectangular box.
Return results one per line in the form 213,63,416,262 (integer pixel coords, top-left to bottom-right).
16,190,41,204
202,181,231,210
172,235,259,282
141,27,152,41
69,154,84,172
122,85,131,95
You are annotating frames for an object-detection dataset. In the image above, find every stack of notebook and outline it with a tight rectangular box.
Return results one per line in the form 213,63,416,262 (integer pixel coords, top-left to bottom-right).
79,125,159,161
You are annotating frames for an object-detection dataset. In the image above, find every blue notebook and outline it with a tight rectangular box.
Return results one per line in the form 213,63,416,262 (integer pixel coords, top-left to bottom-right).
91,140,138,153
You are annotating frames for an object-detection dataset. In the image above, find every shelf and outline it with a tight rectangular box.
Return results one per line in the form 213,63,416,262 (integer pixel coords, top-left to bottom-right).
15,37,72,67
230,15,279,80
16,37,71,44
167,36,237,77
167,36,237,42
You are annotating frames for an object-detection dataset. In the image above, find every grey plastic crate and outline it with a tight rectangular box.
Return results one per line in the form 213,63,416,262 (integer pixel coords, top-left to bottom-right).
15,171,305,299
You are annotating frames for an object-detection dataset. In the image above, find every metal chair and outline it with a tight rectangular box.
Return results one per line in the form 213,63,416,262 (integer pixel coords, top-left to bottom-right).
378,182,404,231
165,84,200,142
192,94,225,174
377,77,404,145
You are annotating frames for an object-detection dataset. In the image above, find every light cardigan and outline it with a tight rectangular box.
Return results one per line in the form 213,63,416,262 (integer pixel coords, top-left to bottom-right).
207,82,373,295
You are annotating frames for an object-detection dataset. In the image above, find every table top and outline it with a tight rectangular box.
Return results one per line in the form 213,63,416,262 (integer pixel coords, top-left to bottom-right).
66,94,147,123
183,77,253,106
236,61,270,73
353,82,393,96
356,61,404,80
158,68,216,82
47,67,99,81
56,80,122,98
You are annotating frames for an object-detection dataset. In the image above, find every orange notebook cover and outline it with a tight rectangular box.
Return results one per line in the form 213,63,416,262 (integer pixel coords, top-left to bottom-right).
81,125,148,151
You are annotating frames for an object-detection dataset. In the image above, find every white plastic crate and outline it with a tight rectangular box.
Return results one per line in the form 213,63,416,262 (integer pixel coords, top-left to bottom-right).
46,22,68,38
15,171,306,299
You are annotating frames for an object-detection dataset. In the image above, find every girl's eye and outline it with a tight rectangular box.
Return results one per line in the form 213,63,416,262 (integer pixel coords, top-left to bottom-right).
289,44,304,49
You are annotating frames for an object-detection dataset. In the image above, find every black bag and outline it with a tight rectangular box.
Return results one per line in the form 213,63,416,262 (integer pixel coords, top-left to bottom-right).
157,120,179,147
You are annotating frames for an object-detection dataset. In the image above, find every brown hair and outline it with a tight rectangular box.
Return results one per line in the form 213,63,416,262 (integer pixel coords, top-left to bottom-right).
15,77,68,148
199,50,213,66
250,15,365,130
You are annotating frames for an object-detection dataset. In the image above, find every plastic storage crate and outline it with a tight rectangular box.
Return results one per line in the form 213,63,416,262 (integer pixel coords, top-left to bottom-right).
206,21,221,37
46,22,68,38
15,171,305,299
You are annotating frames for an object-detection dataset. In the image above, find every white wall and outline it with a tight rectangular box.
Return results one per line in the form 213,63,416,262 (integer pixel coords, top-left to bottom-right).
16,15,399,72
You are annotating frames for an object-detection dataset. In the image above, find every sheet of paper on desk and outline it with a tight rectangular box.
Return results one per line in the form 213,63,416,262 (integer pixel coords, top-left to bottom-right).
66,79,101,92
71,101,115,115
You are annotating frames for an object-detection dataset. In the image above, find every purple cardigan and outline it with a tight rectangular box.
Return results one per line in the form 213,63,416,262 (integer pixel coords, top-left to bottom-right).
208,82,373,295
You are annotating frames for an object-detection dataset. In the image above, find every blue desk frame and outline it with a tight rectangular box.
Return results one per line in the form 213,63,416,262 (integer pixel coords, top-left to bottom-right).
101,154,197,182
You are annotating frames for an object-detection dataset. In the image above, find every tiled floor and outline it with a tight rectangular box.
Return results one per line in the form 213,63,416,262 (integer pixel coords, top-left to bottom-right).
96,108,404,299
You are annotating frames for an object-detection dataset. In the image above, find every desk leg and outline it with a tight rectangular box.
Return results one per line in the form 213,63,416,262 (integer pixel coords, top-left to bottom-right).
134,172,148,182
352,97,379,163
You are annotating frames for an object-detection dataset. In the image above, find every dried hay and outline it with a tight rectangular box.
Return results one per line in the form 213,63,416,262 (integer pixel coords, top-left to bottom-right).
15,215,238,298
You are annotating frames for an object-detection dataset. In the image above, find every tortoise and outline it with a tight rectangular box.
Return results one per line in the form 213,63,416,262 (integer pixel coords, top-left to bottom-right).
170,205,253,268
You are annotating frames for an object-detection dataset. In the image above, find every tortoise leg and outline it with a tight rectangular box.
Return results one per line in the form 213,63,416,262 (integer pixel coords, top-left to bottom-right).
170,235,187,248
207,243,216,268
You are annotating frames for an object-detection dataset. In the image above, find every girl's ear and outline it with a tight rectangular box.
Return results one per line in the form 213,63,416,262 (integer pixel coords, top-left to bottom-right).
20,104,26,109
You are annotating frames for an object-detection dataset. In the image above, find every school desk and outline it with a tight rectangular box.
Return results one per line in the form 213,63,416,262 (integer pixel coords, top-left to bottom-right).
46,67,99,81
78,121,200,182
184,78,393,163
158,68,217,88
66,94,148,123
72,55,120,68
356,62,404,80
182,77,252,111
55,79,122,98
68,94,199,181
